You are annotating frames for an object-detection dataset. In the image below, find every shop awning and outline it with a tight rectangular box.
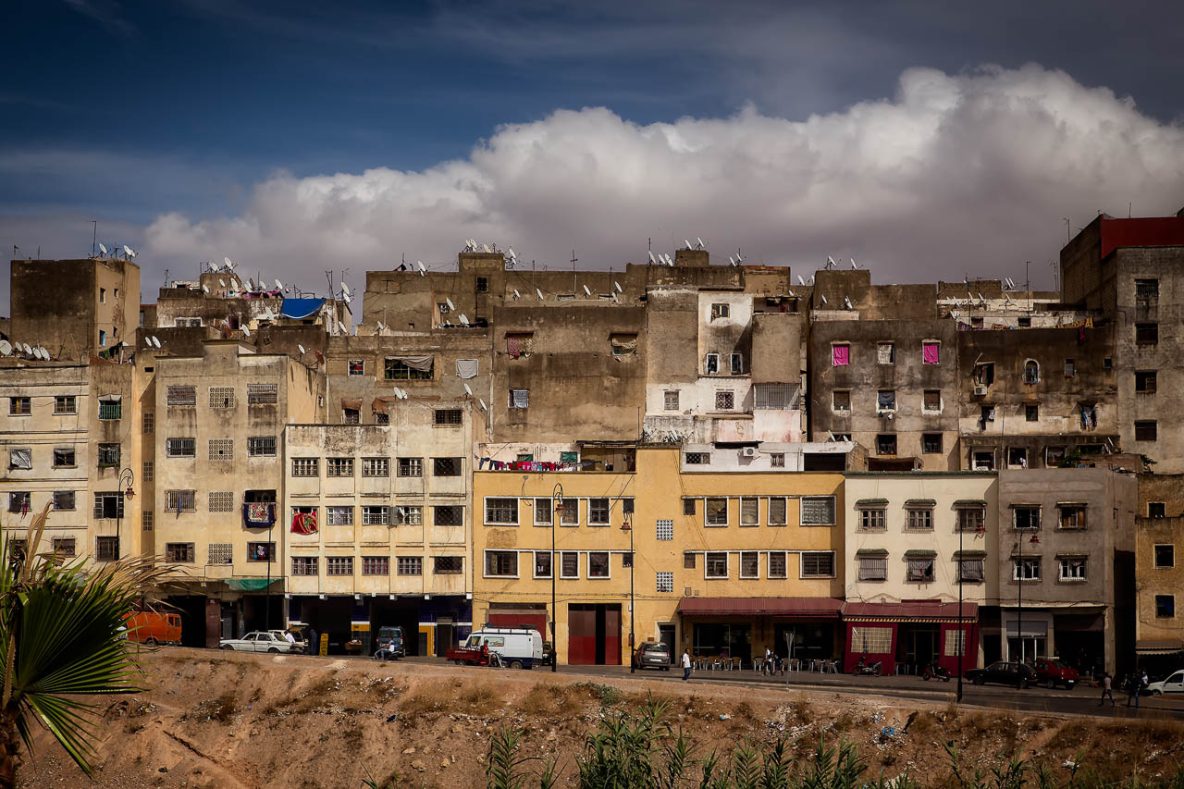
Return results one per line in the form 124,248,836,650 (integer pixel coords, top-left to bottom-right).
1136,640,1184,655
677,597,843,619
225,578,281,591
843,601,978,623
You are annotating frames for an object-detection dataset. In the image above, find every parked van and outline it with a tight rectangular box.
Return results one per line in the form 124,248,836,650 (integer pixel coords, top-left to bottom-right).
448,627,543,669
123,611,182,646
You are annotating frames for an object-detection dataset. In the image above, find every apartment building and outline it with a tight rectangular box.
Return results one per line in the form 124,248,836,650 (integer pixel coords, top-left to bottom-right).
1134,473,1184,673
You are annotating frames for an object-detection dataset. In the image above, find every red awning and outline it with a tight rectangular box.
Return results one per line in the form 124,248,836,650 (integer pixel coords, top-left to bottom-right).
843,601,978,623
677,597,843,619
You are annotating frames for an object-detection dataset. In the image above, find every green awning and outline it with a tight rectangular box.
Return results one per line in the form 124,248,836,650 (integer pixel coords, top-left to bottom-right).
225,578,280,591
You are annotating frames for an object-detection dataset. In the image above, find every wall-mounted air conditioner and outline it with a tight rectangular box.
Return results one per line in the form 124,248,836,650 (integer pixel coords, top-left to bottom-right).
740,447,757,458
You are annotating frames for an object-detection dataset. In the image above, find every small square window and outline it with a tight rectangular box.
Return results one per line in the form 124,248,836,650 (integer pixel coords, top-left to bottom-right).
705,552,728,579
1148,502,1166,519
664,390,680,411
348,359,365,376
923,390,941,412
588,552,610,578
876,434,897,455
1017,316,1031,328
433,457,462,476
714,390,734,410
922,433,943,454
9,397,31,416
922,341,940,365
683,498,696,516
656,519,674,541
656,571,674,593
343,408,360,424
509,389,529,409
740,551,759,579
684,552,696,569
704,497,728,526
1025,404,1040,422
768,552,787,579
1135,420,1158,442
397,457,423,477
397,557,423,576
877,390,896,412
1064,358,1076,377
770,453,785,468
247,436,277,457
1007,447,1028,468
832,390,850,412
1135,371,1157,393
1155,544,1175,568
53,396,77,415
327,457,354,477
831,343,850,367
1155,595,1175,618
434,408,463,425
877,342,895,365
1135,323,1158,346
684,452,709,466
710,303,730,320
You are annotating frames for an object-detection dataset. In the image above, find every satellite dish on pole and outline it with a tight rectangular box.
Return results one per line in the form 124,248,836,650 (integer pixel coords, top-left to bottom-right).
98,243,108,256
0,340,11,356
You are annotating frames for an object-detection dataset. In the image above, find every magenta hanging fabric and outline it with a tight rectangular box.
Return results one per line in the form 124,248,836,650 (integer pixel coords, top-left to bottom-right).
832,345,850,366
923,342,940,365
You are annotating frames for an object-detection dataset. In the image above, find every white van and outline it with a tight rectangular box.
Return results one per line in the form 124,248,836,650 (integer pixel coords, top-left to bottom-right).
1147,669,1184,695
465,627,544,669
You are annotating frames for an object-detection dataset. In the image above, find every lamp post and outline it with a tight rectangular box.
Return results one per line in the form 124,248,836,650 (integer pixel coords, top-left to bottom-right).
621,517,635,673
551,482,564,673
116,467,135,561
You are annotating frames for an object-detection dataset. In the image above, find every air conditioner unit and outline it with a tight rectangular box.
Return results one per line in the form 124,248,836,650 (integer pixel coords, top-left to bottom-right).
740,447,757,458
973,385,988,396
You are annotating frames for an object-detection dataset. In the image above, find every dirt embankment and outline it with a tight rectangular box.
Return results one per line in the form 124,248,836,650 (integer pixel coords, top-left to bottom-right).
16,649,1184,788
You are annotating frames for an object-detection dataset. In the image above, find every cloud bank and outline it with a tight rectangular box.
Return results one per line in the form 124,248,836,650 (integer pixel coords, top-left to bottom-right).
145,64,1184,295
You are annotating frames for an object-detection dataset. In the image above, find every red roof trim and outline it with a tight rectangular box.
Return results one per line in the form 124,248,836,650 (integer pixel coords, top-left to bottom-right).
676,597,843,618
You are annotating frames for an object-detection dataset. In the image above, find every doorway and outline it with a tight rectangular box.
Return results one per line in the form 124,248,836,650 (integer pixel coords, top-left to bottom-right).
568,604,621,665
658,624,676,664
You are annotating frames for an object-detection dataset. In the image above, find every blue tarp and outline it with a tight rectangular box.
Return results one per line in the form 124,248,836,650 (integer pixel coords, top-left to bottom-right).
281,298,325,320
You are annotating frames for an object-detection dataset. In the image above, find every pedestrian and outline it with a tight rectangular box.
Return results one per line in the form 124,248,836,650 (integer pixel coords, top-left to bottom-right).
1099,672,1115,706
1137,669,1150,709
307,627,318,656
682,649,692,681
1125,673,1138,707
764,647,773,676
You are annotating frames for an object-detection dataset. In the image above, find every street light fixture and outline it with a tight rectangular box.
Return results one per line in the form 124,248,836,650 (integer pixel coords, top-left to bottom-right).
621,517,635,673
551,482,564,673
116,467,135,561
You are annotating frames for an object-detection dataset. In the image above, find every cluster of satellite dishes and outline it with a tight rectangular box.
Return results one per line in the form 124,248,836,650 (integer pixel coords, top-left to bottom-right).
823,256,861,271
0,340,51,360
96,244,137,260
462,240,498,254
143,335,163,349
461,383,488,413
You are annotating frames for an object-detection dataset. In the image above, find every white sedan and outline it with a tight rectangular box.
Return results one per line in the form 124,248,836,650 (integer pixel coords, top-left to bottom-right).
219,631,300,653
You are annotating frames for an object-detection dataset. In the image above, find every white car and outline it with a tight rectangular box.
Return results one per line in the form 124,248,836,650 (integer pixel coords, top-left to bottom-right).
219,631,299,653
1147,669,1184,695
268,630,306,651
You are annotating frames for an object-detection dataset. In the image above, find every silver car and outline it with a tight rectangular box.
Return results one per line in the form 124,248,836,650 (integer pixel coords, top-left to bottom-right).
219,631,299,653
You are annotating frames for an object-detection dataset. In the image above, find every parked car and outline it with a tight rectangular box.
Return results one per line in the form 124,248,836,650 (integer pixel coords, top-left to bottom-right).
123,611,182,646
965,661,1037,689
1033,658,1079,689
268,629,306,652
1147,669,1184,695
219,631,300,653
634,642,672,671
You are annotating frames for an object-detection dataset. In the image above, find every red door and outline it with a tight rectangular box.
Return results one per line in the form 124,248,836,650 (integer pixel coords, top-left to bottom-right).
568,606,597,665
604,606,621,665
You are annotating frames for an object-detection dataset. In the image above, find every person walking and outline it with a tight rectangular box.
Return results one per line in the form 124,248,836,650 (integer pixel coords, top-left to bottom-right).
1099,672,1115,706
682,649,692,681
1125,672,1139,708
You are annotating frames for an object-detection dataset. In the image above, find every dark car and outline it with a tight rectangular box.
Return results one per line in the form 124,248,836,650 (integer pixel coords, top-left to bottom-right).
965,661,1037,689
634,642,672,671
1033,658,1079,689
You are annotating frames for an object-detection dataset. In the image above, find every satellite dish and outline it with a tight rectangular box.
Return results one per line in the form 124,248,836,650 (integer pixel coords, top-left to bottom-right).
536,288,544,301
341,282,351,296
729,256,735,265
648,251,656,264
664,254,674,266
512,288,521,300
797,275,805,285
613,281,622,293
611,292,619,303
242,325,251,337
298,344,306,355
247,278,256,291
507,247,516,259
0,340,11,356
98,243,108,256
39,347,50,360
343,292,352,304
202,284,210,294
736,253,744,262
144,338,153,348
275,279,283,290
219,279,227,288
224,257,235,270
820,294,828,305
684,239,692,249
417,261,426,272
336,320,347,335
843,296,853,309
696,237,705,249
463,383,474,397
151,336,161,348
209,261,220,272
787,289,796,297
125,245,137,258
478,398,488,412
376,321,386,333
445,297,455,311
459,314,470,326
582,285,592,297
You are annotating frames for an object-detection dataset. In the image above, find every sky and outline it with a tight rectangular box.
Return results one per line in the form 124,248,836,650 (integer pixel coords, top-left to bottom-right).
2,0,1183,311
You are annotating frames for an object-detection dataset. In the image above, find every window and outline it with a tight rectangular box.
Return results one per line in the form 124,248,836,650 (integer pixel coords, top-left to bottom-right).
767,552,788,579
166,386,196,407
664,390,680,411
395,556,423,575
1136,371,1157,393
979,405,996,426
327,557,354,576
50,538,76,558
327,458,354,477
1136,278,1159,301
1013,558,1041,581
475,276,489,293
958,507,986,532
247,384,278,405
850,626,892,654
972,451,995,471
434,505,463,526
710,303,730,320
876,434,897,455
973,363,995,386
740,497,759,527
958,558,985,583
705,552,728,579
209,387,236,409
208,491,234,512
740,551,759,579
1017,316,1031,328
922,341,940,365
362,506,390,525
558,498,578,526
141,511,153,531
1059,557,1087,581
1154,545,1174,568
906,506,933,531
434,408,462,425
714,390,734,410
393,506,422,525
343,408,360,425
348,359,365,376
534,552,552,579
729,353,744,376
921,433,943,454
165,490,196,512
434,556,463,575
327,506,354,526
142,411,154,434
704,353,720,374
801,496,835,526
362,457,389,477
8,397,30,416
292,457,318,477
858,555,887,581
1064,358,1076,378
656,572,674,593
166,438,195,458
433,457,462,476
831,343,850,367
247,436,276,457
1007,447,1028,468
398,457,423,477
770,453,785,468
755,383,795,409
705,497,728,526
53,396,76,415
92,492,124,519
1013,506,1041,530
683,498,697,516
505,332,534,359
876,390,897,413
801,552,835,578
1058,505,1086,530
656,519,674,541
588,552,610,578
204,439,232,462
363,556,390,576
859,508,886,531
588,498,610,526
1148,502,1167,519
684,552,697,570
560,552,579,579
832,390,851,412
525,498,550,527
51,447,75,468
95,395,123,420
90,537,119,562
684,452,709,465
622,498,634,515
768,497,787,526
247,542,275,562
922,390,941,412
291,556,318,576
1021,360,1040,385
1135,420,1158,442
384,358,433,380
374,412,390,425
878,342,896,365
906,555,935,582
1020,404,1038,423
485,551,518,577
166,543,195,563
8,492,30,514
1156,595,1175,618
1135,323,1158,346
52,491,75,511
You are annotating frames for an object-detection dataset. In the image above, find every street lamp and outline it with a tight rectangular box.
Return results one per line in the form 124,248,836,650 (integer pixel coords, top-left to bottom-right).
621,516,635,673
116,467,135,561
551,482,564,673
1015,531,1041,665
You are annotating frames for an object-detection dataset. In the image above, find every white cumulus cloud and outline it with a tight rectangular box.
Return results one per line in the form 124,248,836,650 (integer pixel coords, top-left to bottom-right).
144,64,1184,297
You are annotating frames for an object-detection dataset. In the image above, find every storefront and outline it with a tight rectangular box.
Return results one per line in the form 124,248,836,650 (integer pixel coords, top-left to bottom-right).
842,601,978,675
677,597,844,665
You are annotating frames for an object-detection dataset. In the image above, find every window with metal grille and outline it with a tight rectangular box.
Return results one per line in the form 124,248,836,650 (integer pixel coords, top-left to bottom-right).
141,511,153,531
96,536,119,561
1013,506,1041,530
292,457,318,477
326,458,354,477
9,397,30,416
360,457,388,478
166,386,196,407
52,538,76,557
52,490,75,510
485,498,518,525
664,390,679,410
656,572,674,593
433,457,462,476
851,626,892,653
1013,558,1041,580
684,452,709,465
801,552,835,578
247,384,278,405
142,411,154,434
705,552,728,578
714,390,734,410
533,551,552,578
397,556,423,576
588,552,610,578
53,447,75,467
434,505,463,526
393,506,422,525
363,556,390,575
485,551,517,577
656,519,674,541
860,509,886,531
754,383,795,409
958,558,984,582
740,551,759,578
96,443,121,468
768,552,788,578
434,556,463,575
348,359,365,376
248,436,276,457
740,497,759,526
54,395,77,415
141,460,153,482
858,556,887,580
209,387,236,408
291,556,318,576
801,497,835,526
326,506,353,526
343,408,360,425
92,493,123,519
397,457,423,477
906,508,933,530
705,497,728,526
209,439,233,462
327,556,354,576
166,437,195,458
375,411,390,425
560,552,579,579
208,543,232,565
906,556,935,582
208,491,234,512
770,453,785,468
588,498,610,525
434,409,463,425
166,543,195,563
509,388,529,409
1059,557,1087,581
384,358,433,380
165,490,196,512
357,506,386,525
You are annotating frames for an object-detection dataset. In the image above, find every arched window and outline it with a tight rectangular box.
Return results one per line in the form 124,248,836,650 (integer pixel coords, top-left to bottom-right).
1023,359,1040,384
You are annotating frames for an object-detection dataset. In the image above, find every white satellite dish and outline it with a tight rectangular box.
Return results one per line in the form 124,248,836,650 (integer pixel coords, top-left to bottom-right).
202,284,210,294
343,292,352,304
507,247,516,259
209,261,220,271
843,296,853,309
275,279,283,290
613,281,622,293
787,289,796,297
376,321,386,333
478,399,488,412
445,297,455,311
684,239,692,249
648,251,656,264
39,347,50,360
463,383,474,397
512,288,521,300
144,338,153,348
582,285,591,297
242,325,251,337
297,344,306,355
536,288,544,301
459,314,470,326
729,256,736,265
664,254,674,266
797,275,806,286
0,340,11,355
341,282,351,296
98,243,108,256
151,336,161,348
247,278,256,291
820,294,828,305
850,258,858,269
125,245,137,258
219,279,227,288
336,320,347,335
696,237,705,249
736,253,744,263
224,257,234,269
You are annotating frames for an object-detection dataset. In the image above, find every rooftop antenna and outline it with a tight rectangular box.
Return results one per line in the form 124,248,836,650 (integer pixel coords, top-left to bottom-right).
91,220,97,256
570,250,578,271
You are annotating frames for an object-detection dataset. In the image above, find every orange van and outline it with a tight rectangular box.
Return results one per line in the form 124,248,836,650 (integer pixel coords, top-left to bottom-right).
123,611,182,646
